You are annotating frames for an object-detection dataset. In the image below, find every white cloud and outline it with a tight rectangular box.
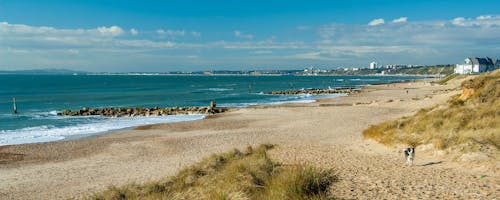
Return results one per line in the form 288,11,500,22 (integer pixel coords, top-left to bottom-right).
451,15,500,27
368,18,385,26
392,17,408,23
234,30,254,39
215,40,307,49
97,26,124,37
319,15,500,47
294,52,325,60
313,15,500,65
190,31,201,37
451,17,466,26
157,29,186,38
476,15,492,20
130,28,139,35
0,22,178,49
156,29,201,38
116,40,175,48
250,50,273,54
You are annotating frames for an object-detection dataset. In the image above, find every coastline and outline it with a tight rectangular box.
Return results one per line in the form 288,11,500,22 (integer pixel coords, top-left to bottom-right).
28,78,404,144
86,73,446,77
1,78,498,199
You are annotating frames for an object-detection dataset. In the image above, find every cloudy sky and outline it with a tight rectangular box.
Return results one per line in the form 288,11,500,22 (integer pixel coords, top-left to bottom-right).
0,0,499,72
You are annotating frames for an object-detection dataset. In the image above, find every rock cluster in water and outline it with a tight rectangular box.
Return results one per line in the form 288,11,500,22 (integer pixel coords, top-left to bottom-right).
267,88,358,95
58,106,228,117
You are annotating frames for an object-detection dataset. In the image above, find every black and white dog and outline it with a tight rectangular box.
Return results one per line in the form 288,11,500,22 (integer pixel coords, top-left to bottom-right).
402,148,415,165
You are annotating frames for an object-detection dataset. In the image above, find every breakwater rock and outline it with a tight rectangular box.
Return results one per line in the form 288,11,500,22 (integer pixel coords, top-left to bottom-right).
267,87,358,95
58,106,229,117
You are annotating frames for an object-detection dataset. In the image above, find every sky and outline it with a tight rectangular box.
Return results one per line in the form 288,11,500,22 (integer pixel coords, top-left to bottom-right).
0,0,499,72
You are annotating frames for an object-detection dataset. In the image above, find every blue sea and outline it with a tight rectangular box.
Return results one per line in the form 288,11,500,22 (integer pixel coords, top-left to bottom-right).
0,74,421,145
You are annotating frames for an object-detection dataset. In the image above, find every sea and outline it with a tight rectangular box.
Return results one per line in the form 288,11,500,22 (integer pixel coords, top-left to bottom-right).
0,74,421,146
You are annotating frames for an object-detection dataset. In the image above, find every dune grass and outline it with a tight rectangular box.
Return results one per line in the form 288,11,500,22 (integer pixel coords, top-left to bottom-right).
363,70,499,155
438,73,460,85
90,144,337,200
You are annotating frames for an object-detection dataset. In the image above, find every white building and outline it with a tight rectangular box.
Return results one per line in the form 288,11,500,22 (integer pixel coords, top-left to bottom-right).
455,57,499,74
369,61,378,69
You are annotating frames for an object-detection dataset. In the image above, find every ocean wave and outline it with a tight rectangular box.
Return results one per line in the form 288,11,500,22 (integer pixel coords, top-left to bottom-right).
0,114,205,146
219,99,317,108
269,99,316,105
0,111,62,120
218,83,237,86
199,88,234,92
218,102,260,108
48,110,58,115
256,91,271,95
219,93,345,108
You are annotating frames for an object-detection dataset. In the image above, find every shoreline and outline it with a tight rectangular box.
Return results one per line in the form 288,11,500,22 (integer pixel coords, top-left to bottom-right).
0,78,433,162
0,91,347,147
85,73,446,77
1,77,497,199
0,78,420,147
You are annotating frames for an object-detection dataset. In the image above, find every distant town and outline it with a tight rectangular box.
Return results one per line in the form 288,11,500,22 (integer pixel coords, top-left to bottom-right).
90,58,499,76
6,57,500,76
85,63,455,77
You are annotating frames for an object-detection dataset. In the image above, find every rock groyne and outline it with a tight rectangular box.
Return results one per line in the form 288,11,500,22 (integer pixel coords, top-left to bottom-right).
58,106,229,117
267,87,359,95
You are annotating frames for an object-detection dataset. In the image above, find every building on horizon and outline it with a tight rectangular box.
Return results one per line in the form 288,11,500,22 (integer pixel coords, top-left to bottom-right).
369,61,378,69
454,57,499,74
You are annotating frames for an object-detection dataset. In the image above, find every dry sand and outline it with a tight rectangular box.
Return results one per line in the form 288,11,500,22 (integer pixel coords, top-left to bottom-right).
0,78,498,199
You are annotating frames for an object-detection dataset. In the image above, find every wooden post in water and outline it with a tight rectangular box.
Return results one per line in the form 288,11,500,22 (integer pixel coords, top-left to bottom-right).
13,97,17,114
209,101,216,114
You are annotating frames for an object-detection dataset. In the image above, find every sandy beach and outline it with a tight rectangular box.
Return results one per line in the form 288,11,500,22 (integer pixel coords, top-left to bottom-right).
1,78,498,199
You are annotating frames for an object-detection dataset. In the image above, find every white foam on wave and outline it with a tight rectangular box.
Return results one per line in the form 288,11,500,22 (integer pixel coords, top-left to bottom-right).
219,93,345,108
0,114,205,146
200,88,234,92
1,110,61,119
269,99,316,105
48,110,58,115
219,99,317,108
218,102,260,108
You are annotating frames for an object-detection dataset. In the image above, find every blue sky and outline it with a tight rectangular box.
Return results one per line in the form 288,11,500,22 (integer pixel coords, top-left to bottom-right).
0,0,499,72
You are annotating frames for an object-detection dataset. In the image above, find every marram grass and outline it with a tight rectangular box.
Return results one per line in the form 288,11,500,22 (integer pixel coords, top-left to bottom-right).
90,144,337,200
363,70,500,156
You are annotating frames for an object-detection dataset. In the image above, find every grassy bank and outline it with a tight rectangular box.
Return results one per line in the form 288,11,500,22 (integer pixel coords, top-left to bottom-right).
91,144,337,200
363,70,499,157
438,73,461,85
